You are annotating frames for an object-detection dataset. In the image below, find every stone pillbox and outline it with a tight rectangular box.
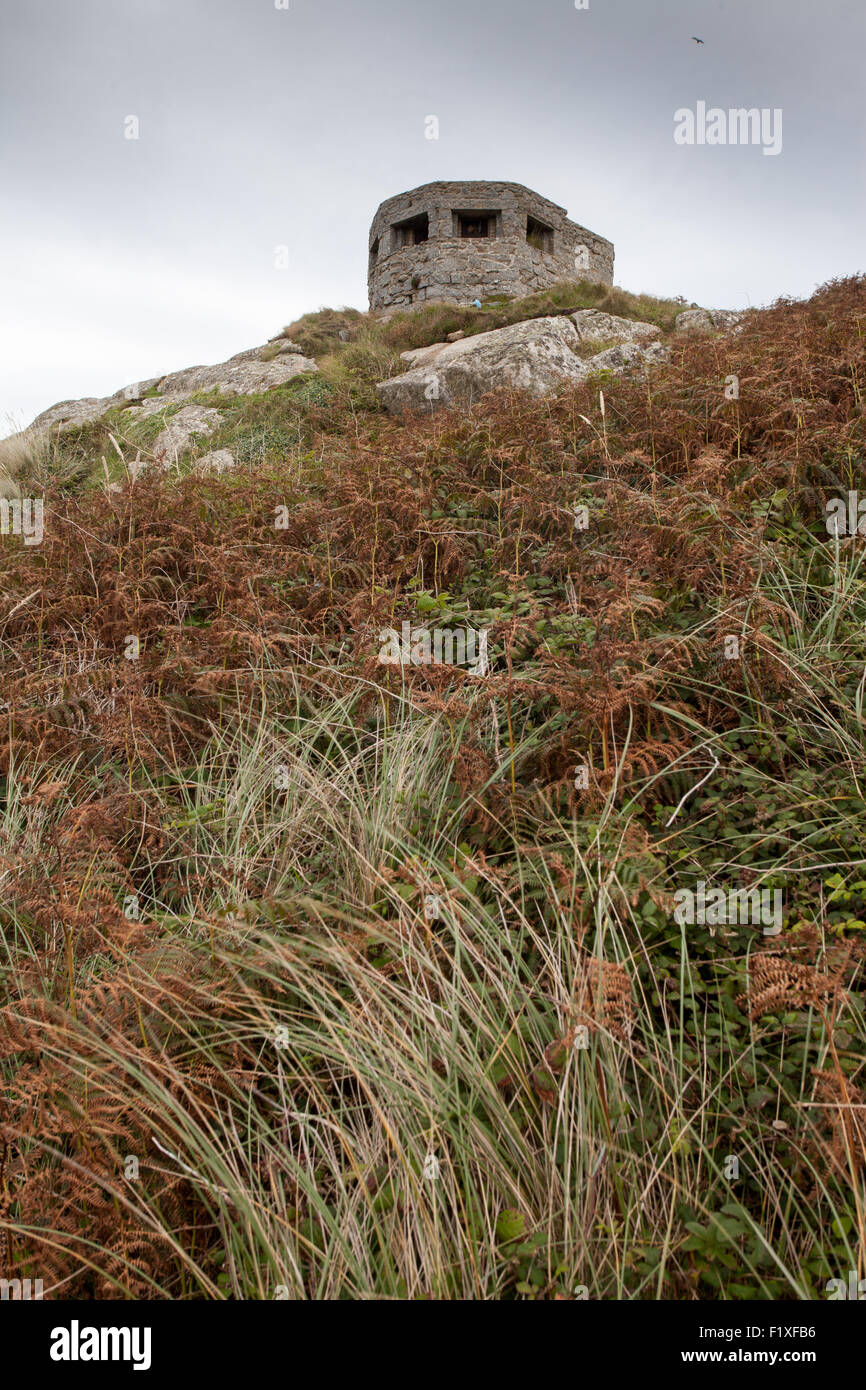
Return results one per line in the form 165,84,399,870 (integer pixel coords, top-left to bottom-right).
368,180,614,312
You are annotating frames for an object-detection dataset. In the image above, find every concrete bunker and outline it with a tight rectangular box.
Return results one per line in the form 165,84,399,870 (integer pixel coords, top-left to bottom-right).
368,180,613,312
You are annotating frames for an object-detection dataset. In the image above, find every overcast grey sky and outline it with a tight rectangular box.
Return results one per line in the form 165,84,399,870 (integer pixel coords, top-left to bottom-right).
2,0,864,432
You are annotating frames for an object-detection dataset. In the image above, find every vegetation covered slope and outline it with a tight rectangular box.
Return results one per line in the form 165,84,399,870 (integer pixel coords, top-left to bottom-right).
1,276,865,1300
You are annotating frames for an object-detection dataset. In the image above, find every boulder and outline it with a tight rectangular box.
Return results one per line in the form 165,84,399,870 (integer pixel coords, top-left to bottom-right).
30,397,114,432
28,345,317,436
157,351,317,399
271,340,307,356
123,396,191,422
675,309,713,335
109,377,164,404
152,407,223,468
265,337,307,356
378,316,589,414
586,341,671,375
30,378,166,432
194,449,236,474
399,342,450,369
675,308,744,336
707,309,744,331
571,310,660,345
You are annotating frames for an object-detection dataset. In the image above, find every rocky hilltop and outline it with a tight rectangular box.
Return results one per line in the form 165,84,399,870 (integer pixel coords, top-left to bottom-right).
3,288,742,484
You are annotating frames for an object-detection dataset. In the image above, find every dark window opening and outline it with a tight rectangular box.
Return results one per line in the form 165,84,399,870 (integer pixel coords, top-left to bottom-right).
454,210,499,239
526,216,554,254
392,213,429,249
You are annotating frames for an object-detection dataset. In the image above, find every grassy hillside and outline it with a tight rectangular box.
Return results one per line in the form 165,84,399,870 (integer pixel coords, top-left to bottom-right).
1,276,865,1300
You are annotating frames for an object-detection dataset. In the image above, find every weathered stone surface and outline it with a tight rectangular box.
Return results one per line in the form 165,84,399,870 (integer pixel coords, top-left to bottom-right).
399,342,450,369
227,342,306,365
194,449,236,473
31,377,166,431
708,309,744,330
368,181,614,311
378,318,671,414
122,396,190,422
378,316,589,413
30,397,114,431
675,308,744,336
221,346,266,365
152,407,223,467
584,341,670,375
109,377,164,404
158,352,316,399
675,309,713,335
571,310,660,345
28,345,317,436
266,337,307,355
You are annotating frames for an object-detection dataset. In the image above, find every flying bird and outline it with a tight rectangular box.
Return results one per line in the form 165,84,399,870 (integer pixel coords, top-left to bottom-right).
691,36,704,43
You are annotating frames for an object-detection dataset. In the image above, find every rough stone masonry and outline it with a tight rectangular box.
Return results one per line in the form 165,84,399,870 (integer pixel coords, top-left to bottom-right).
368,180,614,312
